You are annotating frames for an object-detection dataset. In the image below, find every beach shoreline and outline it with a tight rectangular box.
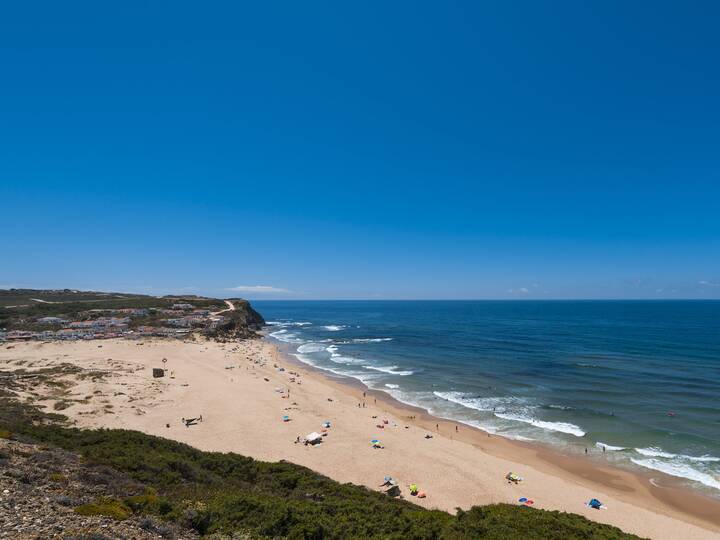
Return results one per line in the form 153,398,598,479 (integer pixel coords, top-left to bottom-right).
1,336,719,540
272,337,720,530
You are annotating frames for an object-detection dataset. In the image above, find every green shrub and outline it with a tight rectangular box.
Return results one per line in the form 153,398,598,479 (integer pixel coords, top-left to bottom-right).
49,472,69,484
74,498,132,520
124,487,166,514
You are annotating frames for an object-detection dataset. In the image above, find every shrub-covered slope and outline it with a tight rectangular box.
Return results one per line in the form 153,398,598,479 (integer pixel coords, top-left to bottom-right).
0,389,642,540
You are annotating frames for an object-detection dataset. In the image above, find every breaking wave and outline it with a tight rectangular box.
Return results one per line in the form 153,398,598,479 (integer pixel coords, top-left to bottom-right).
596,442,627,452
630,458,720,491
363,365,414,376
296,342,328,354
494,413,586,437
635,447,720,462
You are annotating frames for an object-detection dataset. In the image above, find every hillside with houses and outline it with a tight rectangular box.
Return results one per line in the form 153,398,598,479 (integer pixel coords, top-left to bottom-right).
0,289,265,342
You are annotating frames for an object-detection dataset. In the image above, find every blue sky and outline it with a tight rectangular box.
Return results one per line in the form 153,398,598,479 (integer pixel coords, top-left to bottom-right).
2,2,719,299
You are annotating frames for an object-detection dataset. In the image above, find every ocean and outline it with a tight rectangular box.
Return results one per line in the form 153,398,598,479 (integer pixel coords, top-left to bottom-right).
254,300,720,496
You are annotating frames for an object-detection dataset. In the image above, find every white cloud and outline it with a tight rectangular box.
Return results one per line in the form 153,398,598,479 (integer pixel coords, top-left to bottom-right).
507,287,530,294
226,285,292,294
699,280,720,287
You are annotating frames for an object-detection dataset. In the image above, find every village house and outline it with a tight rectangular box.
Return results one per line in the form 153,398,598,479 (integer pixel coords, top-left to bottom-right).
5,330,37,341
160,309,185,316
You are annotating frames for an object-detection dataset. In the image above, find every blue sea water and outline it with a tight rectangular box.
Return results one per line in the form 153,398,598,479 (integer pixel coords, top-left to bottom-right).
254,300,720,495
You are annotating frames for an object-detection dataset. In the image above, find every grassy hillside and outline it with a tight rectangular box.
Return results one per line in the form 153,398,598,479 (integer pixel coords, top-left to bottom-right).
0,288,150,307
0,388,642,539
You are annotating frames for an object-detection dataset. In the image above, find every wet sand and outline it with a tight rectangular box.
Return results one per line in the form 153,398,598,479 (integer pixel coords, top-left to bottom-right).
2,337,719,540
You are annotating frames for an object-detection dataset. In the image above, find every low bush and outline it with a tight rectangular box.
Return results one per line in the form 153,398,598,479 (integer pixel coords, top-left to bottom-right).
74,497,132,520
49,472,69,484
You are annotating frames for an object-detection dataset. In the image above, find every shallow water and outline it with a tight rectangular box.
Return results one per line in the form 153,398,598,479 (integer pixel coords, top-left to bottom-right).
255,300,720,494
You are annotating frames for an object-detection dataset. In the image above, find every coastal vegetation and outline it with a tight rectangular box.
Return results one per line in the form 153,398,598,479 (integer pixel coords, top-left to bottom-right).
0,384,642,539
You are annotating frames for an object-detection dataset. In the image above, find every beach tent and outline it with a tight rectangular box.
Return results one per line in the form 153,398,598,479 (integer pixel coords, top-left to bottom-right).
305,432,322,444
587,498,604,509
409,483,419,495
282,415,290,422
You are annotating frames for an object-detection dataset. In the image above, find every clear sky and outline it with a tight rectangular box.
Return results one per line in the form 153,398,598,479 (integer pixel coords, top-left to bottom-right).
2,2,719,299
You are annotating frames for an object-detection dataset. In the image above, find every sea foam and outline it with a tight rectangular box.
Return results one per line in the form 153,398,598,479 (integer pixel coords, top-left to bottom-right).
296,342,328,354
596,442,627,452
266,321,312,327
630,458,720,491
494,413,586,437
364,365,414,376
635,447,720,462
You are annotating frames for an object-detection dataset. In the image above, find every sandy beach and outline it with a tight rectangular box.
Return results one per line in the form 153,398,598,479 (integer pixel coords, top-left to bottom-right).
2,337,719,540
